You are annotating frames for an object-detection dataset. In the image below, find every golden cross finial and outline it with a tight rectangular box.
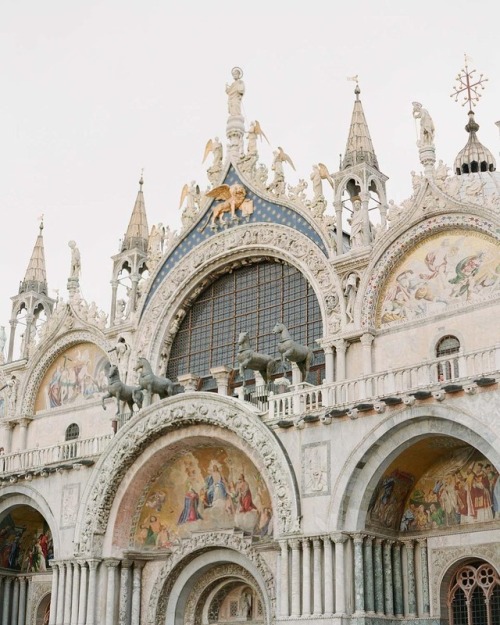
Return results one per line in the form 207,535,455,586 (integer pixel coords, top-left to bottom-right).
450,54,488,111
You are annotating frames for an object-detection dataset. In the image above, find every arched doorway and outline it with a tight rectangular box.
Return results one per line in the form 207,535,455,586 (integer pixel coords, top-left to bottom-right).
447,560,500,625
182,563,266,625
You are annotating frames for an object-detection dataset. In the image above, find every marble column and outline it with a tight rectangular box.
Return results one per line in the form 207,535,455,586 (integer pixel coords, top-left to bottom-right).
301,539,311,616
279,541,289,617
17,577,27,625
312,538,323,615
353,534,365,615
374,538,384,615
393,541,404,617
363,536,375,614
86,559,100,625
2,576,12,625
64,561,73,625
105,559,120,625
290,539,301,617
131,561,145,625
209,365,232,396
18,418,32,451
323,346,334,383
383,540,394,616
360,333,374,375
333,340,347,382
419,539,430,616
71,562,81,625
334,201,343,255
323,536,334,616
49,563,60,625
332,533,347,615
404,540,417,617
119,560,133,625
77,562,88,625
11,578,20,625
56,561,66,625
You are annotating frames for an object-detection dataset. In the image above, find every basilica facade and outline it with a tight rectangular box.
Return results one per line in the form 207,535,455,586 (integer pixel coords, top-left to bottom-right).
0,67,499,625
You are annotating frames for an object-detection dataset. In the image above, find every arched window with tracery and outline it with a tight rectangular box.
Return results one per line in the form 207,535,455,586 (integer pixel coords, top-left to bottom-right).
64,423,80,459
436,335,460,381
448,561,500,625
166,260,324,392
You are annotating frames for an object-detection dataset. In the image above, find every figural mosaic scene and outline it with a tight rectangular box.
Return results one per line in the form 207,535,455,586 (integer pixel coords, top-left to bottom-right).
0,57,500,625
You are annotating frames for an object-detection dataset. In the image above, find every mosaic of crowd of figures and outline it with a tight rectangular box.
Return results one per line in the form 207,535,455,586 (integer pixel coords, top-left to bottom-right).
132,444,273,548
368,447,500,532
0,506,53,571
377,231,500,326
35,342,108,411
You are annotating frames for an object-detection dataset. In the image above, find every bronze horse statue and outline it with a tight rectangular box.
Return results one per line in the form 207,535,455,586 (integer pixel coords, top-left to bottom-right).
134,357,175,401
272,323,314,382
102,362,143,415
237,331,277,388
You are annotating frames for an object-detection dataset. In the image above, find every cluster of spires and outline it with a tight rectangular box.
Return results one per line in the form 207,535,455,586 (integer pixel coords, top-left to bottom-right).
12,61,497,360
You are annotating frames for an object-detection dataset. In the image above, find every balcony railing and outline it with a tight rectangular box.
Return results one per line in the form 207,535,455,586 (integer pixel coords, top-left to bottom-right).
267,345,500,421
0,434,113,476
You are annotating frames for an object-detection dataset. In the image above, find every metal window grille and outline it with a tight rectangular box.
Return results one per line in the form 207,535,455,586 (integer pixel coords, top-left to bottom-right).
449,562,500,625
65,423,80,441
167,261,323,388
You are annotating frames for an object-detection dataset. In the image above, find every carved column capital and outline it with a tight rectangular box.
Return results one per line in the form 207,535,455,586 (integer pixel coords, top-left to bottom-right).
331,532,348,544
360,332,375,347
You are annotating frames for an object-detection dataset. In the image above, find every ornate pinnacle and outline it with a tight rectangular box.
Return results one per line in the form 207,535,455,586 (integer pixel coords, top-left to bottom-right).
450,54,488,111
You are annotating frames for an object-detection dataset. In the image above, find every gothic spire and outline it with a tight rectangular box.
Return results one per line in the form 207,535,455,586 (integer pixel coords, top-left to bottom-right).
122,173,149,253
20,219,48,295
342,82,380,171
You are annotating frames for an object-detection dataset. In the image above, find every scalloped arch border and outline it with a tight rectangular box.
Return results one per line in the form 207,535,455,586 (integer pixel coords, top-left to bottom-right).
360,214,500,329
21,329,115,415
76,393,300,556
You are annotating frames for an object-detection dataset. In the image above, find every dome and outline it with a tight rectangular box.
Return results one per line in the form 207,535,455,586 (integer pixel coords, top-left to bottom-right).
454,111,496,175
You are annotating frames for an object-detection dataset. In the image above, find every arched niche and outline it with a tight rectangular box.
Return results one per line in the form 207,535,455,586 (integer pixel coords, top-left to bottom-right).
360,215,500,330
20,330,114,415
329,404,500,531
76,393,301,557
0,501,54,572
107,429,275,556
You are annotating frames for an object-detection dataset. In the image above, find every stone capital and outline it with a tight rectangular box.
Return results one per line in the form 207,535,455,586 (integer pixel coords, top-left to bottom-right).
360,332,375,347
330,532,348,544
177,373,200,393
105,558,121,568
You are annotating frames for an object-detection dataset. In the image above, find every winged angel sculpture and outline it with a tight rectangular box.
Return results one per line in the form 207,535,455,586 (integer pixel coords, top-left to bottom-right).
268,147,295,196
200,183,254,230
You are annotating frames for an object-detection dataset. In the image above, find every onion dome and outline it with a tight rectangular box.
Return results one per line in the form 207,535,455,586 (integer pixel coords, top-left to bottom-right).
454,111,496,175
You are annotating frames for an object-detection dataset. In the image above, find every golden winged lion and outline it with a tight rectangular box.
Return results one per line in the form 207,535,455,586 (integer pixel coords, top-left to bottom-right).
201,183,253,230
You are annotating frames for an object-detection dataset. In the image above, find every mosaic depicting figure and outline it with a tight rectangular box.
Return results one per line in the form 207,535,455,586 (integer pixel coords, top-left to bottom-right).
377,231,500,327
368,447,499,532
0,508,53,572
35,343,109,412
132,444,273,548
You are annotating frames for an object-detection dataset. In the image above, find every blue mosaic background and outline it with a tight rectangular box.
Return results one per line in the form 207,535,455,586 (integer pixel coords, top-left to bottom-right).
142,167,327,314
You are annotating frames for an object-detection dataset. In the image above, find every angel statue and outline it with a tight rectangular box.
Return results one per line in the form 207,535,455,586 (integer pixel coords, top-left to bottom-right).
310,163,334,200
412,102,435,148
200,183,254,230
179,181,201,228
268,147,295,196
203,137,223,185
226,67,245,117
246,120,269,156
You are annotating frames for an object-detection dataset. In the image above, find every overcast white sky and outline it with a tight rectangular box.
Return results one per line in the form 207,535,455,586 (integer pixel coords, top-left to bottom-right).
1,1,499,342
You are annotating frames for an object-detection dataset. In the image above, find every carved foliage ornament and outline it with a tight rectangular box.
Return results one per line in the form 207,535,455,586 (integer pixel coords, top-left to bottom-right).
136,223,340,359
78,396,299,555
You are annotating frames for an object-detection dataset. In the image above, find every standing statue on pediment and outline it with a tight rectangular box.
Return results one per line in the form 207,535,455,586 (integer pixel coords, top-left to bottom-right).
268,147,295,196
412,102,435,148
179,181,201,228
246,120,268,156
226,67,245,117
309,163,333,217
203,137,223,186
68,240,81,280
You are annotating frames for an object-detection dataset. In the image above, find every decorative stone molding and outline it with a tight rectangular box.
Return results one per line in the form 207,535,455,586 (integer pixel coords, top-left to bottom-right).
20,329,115,416
147,534,275,625
360,214,500,329
430,542,500,614
135,223,342,364
28,579,52,625
77,394,300,555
